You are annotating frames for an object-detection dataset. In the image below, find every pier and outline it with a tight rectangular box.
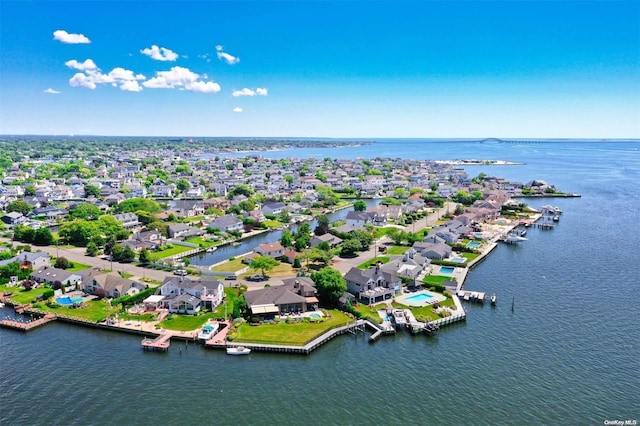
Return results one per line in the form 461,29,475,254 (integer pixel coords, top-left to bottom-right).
0,313,56,331
141,333,172,351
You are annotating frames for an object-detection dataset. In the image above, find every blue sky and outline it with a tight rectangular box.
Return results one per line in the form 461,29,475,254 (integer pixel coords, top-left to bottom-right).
1,1,638,138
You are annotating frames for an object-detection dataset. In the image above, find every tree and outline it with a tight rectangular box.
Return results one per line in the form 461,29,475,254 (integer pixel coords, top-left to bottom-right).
249,255,279,277
84,184,101,198
24,185,36,196
69,203,102,220
339,239,361,257
54,256,72,270
278,209,291,223
111,244,135,263
284,175,294,188
228,184,254,199
85,241,99,257
311,267,346,307
353,200,367,212
33,227,55,246
308,247,332,267
176,178,190,193
113,198,162,214
7,200,33,215
280,230,293,248
294,223,312,251
314,214,330,236
138,248,151,264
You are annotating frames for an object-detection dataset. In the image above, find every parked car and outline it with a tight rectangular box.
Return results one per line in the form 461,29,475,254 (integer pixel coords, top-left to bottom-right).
248,274,267,282
225,275,237,280
173,269,187,276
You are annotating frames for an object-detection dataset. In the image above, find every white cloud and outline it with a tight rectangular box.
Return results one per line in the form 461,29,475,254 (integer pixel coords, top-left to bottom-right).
44,88,60,94
232,87,268,97
65,59,98,71
69,73,97,89
119,80,143,92
140,45,179,61
53,30,91,44
233,107,243,113
142,66,221,93
108,67,145,81
215,45,240,65
68,61,145,91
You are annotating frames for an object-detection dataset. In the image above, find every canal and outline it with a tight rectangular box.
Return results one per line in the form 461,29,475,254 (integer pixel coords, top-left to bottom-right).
187,199,379,267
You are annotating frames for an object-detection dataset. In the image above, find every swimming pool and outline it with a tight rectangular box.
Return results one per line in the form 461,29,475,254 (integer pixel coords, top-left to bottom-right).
467,241,481,248
405,293,433,303
450,257,466,263
56,296,83,306
439,266,455,274
309,313,322,320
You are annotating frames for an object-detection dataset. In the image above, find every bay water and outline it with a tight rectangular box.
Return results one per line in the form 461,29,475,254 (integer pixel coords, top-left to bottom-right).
1,140,639,425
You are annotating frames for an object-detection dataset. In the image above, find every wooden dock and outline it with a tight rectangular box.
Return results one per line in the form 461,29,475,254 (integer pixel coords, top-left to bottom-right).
0,313,56,331
141,333,172,351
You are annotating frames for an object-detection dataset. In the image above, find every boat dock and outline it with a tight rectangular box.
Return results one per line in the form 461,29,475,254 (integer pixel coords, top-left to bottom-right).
141,333,172,352
457,290,486,304
221,320,365,355
204,321,232,348
0,313,56,331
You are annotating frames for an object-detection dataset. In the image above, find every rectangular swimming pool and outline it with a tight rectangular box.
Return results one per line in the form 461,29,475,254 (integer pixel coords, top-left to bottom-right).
439,266,455,274
405,293,433,303
467,241,481,248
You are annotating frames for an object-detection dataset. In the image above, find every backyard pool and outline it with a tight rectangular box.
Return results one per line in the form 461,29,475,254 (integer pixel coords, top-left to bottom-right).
56,296,83,306
467,241,481,248
439,266,455,274
309,313,322,320
450,257,466,263
405,293,433,303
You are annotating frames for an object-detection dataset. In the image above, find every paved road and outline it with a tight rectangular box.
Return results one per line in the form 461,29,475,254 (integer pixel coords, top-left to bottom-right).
1,203,454,287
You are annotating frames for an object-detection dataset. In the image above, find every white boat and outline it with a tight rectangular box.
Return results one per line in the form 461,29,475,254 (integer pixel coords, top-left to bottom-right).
206,247,217,253
226,346,251,355
197,323,219,341
505,234,527,243
490,294,497,306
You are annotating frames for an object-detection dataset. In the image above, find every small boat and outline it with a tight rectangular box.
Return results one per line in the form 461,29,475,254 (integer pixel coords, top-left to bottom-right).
226,346,251,355
231,242,241,247
553,215,559,222
197,323,219,341
206,247,217,253
490,294,497,306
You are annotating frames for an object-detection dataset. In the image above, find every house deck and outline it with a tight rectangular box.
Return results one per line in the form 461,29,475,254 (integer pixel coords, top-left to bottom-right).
0,313,56,331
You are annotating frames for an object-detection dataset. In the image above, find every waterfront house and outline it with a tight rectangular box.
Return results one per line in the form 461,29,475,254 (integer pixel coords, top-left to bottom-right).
1,212,25,226
83,273,146,298
344,265,401,305
243,278,318,319
262,201,286,216
381,250,431,281
310,233,343,248
31,267,84,290
167,223,204,239
156,276,225,313
412,241,452,260
255,242,285,259
209,214,243,232
345,211,372,227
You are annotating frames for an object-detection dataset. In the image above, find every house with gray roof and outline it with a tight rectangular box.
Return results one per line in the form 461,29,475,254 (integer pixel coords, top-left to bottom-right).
83,273,146,298
344,265,401,305
412,241,452,260
243,285,310,318
209,214,243,232
167,223,205,239
31,267,84,290
156,276,225,314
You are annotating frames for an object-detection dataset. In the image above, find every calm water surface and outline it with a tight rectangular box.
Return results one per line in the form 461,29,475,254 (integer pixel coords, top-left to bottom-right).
2,140,639,425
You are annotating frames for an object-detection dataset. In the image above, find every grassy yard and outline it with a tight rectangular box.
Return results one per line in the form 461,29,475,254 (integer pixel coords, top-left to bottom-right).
392,301,439,322
38,299,117,322
185,237,217,248
157,313,214,331
461,252,480,262
67,262,93,272
212,257,247,272
423,275,453,285
0,285,50,305
234,310,351,346
262,220,284,229
385,245,409,255
358,256,390,269
149,245,193,260
352,303,383,324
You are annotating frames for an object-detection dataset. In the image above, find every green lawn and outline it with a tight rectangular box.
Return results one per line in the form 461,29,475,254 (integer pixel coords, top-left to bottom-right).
149,245,193,260
392,301,439,322
385,245,409,255
212,257,247,272
67,262,93,272
0,285,50,305
158,313,215,331
352,304,383,323
461,252,480,262
185,237,217,248
262,220,284,229
40,299,117,322
358,256,390,269
422,275,452,285
234,310,351,346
